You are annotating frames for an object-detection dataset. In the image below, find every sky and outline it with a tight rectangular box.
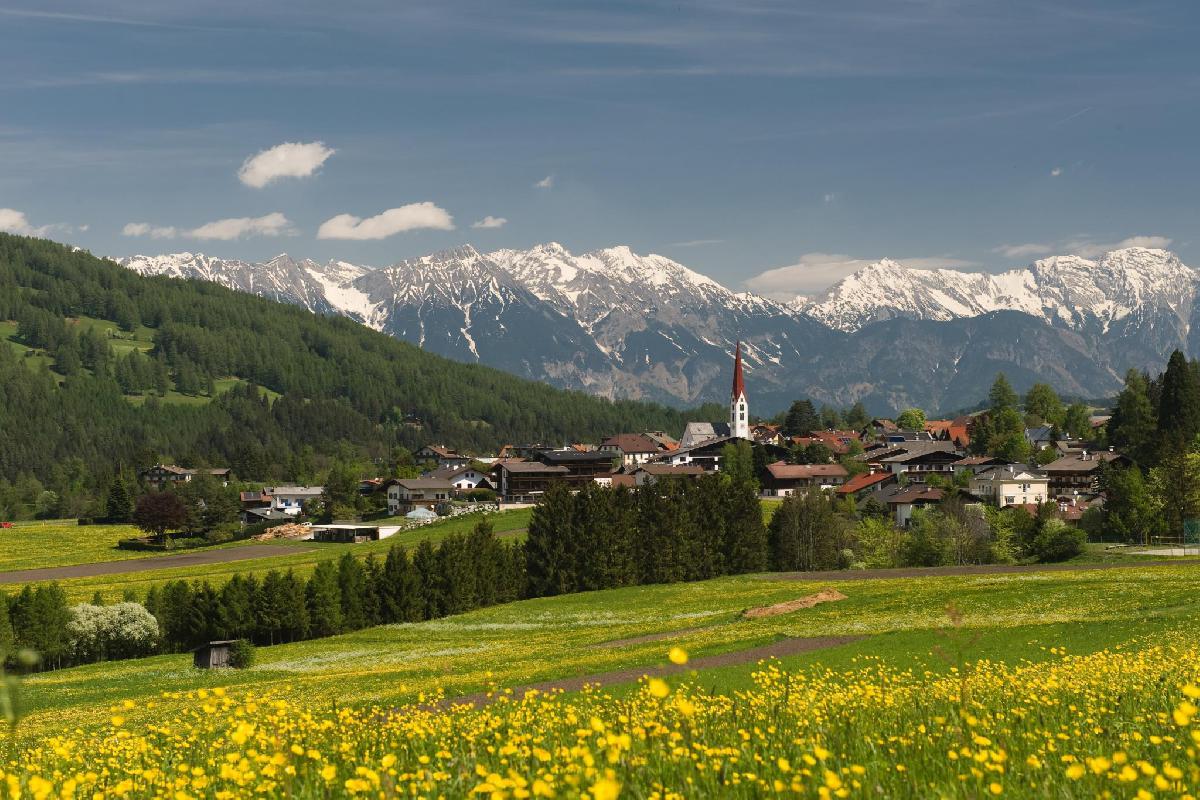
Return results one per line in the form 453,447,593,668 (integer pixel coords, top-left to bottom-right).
1,0,1197,299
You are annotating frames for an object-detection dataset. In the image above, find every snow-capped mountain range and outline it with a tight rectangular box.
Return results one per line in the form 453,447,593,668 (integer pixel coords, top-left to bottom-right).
117,244,1199,413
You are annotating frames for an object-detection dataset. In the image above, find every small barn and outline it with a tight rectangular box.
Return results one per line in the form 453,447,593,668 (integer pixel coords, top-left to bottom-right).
192,640,237,669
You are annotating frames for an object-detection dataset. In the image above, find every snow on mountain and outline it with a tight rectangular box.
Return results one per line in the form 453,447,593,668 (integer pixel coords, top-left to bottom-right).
800,248,1197,333
114,243,1200,412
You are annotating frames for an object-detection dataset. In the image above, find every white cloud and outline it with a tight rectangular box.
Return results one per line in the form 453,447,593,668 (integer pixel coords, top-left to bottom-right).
993,242,1055,259
237,141,335,188
1050,166,1062,177
670,238,724,247
534,174,554,189
996,234,1174,261
471,215,508,229
189,212,293,240
822,192,837,204
123,222,179,239
0,208,47,236
745,253,977,299
317,202,454,240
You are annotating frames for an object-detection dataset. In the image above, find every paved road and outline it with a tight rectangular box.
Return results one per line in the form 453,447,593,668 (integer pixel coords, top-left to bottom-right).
763,559,1195,583
442,636,864,709
0,544,312,584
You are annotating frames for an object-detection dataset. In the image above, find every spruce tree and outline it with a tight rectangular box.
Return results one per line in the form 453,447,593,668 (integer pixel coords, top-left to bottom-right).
379,545,423,623
105,476,133,523
305,561,343,637
336,553,369,632
411,540,442,620
1158,350,1200,454
524,482,576,597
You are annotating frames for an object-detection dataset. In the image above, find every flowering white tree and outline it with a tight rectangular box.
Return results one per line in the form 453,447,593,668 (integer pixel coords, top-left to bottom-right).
66,603,159,662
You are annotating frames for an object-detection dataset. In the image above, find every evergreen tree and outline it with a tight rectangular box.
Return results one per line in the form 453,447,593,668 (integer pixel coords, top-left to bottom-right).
280,570,311,642
411,540,442,620
719,473,768,574
782,400,821,436
524,482,576,597
305,561,343,637
336,553,369,631
0,594,12,656
1109,369,1157,465
105,476,133,523
379,545,423,623
844,401,871,431
988,373,1019,411
1158,350,1200,455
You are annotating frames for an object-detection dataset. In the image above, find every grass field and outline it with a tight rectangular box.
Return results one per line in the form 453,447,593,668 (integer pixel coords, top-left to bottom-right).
10,560,1200,796
3,508,532,602
0,520,152,571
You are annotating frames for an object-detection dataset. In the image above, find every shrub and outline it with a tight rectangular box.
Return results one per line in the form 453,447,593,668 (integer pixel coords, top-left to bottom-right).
228,639,256,669
1031,519,1086,562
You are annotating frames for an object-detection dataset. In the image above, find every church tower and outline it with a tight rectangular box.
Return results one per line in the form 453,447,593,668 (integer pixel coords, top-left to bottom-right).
730,341,750,439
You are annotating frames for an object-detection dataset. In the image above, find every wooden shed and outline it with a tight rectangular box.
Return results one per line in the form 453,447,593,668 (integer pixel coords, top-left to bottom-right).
192,640,238,669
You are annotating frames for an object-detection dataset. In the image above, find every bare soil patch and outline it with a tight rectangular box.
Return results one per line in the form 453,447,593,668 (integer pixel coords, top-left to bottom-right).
440,635,864,710
743,588,847,619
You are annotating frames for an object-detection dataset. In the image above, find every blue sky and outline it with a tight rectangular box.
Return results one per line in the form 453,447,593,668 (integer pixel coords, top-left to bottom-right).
0,0,1196,296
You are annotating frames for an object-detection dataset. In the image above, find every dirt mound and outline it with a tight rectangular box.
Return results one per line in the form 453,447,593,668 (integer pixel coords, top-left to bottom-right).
743,588,847,619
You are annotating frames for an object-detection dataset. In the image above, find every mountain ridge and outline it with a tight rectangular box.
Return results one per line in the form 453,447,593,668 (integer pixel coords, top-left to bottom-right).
117,243,1198,413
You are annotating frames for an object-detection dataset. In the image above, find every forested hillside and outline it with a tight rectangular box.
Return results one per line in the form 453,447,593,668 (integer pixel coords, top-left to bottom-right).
0,234,714,517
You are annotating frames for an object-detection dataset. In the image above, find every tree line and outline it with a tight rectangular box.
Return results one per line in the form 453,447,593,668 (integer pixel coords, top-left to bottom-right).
0,233,716,518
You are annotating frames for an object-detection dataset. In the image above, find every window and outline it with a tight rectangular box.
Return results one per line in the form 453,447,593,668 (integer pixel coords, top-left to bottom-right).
1005,496,1015,504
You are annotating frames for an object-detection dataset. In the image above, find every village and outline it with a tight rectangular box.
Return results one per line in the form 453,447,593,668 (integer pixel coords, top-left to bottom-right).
133,345,1131,546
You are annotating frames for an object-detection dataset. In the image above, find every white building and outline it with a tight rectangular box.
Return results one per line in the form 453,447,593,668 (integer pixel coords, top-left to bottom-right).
262,486,325,516
969,467,1049,508
730,341,750,441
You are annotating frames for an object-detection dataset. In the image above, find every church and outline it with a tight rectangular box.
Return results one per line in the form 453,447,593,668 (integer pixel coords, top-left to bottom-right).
679,342,752,449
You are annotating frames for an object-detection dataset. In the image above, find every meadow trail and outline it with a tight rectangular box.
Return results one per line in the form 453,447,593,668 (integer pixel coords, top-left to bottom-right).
0,543,310,584
440,635,866,709
762,559,1195,583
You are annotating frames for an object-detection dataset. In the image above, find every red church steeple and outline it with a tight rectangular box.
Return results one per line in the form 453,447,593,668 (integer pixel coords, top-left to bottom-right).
731,341,746,401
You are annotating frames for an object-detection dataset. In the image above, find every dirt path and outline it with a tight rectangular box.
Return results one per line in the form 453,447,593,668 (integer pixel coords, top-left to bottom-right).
0,544,313,584
762,559,1196,583
444,636,863,709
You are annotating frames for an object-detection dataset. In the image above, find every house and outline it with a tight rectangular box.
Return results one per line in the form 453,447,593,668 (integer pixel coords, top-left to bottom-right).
535,449,615,486
835,470,897,500
643,431,680,451
414,445,472,470
761,463,849,496
141,464,231,490
599,433,667,467
887,486,946,527
877,444,963,482
192,640,237,669
633,463,706,486
261,486,324,516
650,437,790,473
751,424,785,446
1024,426,1057,451
311,523,401,543
951,455,1013,477
386,478,454,515
241,508,294,525
494,461,571,502
792,430,862,455
428,465,494,493
679,421,732,450
969,466,1050,507
866,418,899,437
1042,450,1132,498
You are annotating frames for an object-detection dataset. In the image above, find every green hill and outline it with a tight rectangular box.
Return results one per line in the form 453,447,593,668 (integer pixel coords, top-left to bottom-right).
0,234,717,517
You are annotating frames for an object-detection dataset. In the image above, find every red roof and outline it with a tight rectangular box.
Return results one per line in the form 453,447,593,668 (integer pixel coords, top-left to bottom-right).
836,471,894,495
731,341,746,400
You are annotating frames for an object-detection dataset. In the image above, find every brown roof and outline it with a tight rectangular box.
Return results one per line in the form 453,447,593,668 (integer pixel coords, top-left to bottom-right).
953,455,1010,466
836,471,894,495
496,461,571,474
766,463,849,480
1042,452,1127,472
731,341,746,399
610,474,637,488
887,487,944,505
601,433,662,454
637,464,706,476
